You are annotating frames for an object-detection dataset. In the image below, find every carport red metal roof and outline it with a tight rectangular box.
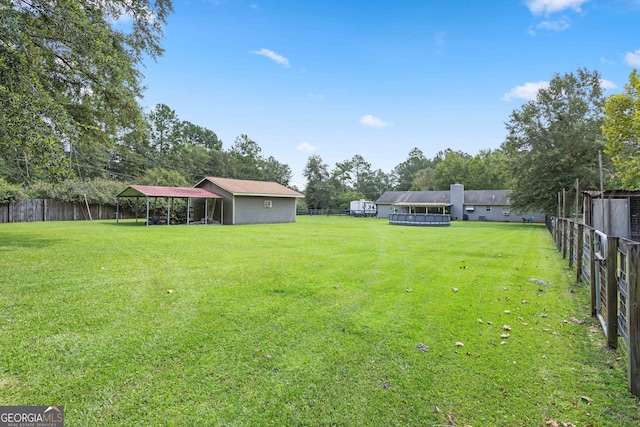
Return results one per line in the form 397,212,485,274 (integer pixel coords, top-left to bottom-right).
117,185,223,199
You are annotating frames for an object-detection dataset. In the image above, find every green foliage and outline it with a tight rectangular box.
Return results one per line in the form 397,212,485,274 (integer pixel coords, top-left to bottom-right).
0,219,637,426
0,177,26,204
393,147,431,190
410,149,512,191
502,68,605,214
0,0,173,184
465,149,514,190
334,191,366,211
432,150,471,189
136,168,190,187
603,69,640,189
303,154,333,209
27,178,130,205
295,197,308,214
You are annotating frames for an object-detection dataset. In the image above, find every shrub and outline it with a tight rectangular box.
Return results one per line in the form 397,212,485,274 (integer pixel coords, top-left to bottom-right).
0,178,26,204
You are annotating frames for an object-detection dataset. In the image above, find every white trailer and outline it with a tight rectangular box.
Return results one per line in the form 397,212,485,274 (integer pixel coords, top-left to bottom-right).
349,200,377,217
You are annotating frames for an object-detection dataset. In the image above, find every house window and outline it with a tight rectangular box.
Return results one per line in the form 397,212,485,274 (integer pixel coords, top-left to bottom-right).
264,200,272,208
465,206,475,212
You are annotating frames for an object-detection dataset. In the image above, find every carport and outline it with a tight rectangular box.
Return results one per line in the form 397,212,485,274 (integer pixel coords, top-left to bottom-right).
116,185,223,226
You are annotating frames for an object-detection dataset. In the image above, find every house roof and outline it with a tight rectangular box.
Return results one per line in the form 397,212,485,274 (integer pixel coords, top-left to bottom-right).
376,191,451,205
117,185,223,199
195,177,304,198
464,190,512,205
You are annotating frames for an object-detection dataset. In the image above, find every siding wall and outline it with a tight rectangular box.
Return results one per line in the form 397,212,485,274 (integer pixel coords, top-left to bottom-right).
464,205,514,222
463,205,545,222
377,204,394,219
234,196,296,224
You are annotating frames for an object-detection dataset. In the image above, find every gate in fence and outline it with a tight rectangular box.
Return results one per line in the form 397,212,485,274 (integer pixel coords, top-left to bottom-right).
553,218,640,396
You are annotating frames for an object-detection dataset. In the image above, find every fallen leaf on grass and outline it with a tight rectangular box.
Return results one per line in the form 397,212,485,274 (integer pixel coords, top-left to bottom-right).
406,288,412,293
434,406,441,413
452,287,458,292
504,310,511,314
529,278,551,286
167,289,174,294
454,341,464,347
501,333,510,338
545,420,559,427
571,317,585,325
416,343,429,352
580,395,593,405
503,325,512,331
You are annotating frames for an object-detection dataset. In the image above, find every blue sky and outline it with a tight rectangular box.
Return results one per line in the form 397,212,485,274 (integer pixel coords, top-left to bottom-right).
139,0,640,188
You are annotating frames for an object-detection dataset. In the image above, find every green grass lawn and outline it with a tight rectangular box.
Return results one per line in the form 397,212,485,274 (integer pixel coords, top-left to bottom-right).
1,217,638,426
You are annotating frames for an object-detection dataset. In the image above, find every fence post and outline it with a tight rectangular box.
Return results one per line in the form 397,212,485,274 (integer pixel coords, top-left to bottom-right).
568,221,575,268
607,236,619,349
590,228,597,317
576,223,584,283
561,219,568,258
628,243,640,396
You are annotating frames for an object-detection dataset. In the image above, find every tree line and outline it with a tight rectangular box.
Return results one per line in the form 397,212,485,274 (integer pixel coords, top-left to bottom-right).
1,1,639,215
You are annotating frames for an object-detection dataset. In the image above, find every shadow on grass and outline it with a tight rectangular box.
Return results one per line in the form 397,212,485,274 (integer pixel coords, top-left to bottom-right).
0,233,62,251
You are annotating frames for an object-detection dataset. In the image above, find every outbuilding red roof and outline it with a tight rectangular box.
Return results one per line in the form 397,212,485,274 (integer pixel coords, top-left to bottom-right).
117,185,223,199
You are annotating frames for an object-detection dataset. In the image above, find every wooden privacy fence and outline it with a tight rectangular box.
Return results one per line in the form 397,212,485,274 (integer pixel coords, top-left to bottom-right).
552,218,640,396
0,199,116,223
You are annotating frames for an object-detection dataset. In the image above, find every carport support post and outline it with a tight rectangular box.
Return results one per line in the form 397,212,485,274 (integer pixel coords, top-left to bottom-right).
205,199,208,224
146,197,150,227
167,198,171,225
116,198,119,224
187,198,191,224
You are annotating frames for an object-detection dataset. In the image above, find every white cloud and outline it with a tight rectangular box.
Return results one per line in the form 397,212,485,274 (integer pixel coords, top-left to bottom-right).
625,49,640,67
359,114,391,128
253,48,290,68
536,17,571,31
600,79,617,90
502,81,549,101
296,142,317,153
526,0,588,15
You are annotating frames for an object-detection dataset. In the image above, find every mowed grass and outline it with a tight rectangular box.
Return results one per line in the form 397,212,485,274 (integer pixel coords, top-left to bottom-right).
0,217,638,426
